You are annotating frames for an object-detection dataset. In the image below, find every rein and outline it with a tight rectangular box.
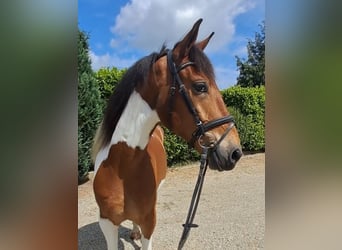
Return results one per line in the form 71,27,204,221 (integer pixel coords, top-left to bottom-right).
166,50,236,249
178,146,208,250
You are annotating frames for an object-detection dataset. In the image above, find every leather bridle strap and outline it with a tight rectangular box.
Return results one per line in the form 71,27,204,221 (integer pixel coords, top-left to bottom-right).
167,50,203,134
177,61,196,72
189,115,235,148
178,147,209,250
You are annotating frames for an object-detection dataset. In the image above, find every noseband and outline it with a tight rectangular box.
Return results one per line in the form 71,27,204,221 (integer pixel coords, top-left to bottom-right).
166,49,236,249
166,49,235,149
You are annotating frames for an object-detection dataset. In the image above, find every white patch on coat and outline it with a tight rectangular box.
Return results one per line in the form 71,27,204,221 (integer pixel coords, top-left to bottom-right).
94,90,160,175
141,235,152,250
99,217,119,250
111,90,160,149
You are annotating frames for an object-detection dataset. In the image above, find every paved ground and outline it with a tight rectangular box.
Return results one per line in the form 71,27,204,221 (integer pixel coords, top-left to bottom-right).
78,153,265,249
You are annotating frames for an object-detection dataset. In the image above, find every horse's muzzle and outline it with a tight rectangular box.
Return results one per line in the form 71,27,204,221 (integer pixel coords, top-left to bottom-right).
208,146,242,171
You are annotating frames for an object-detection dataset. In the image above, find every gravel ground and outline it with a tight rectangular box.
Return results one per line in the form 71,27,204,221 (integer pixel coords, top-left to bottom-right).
78,153,265,250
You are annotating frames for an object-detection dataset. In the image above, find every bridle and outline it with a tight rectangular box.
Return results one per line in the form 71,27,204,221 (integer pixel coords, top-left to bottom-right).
166,49,235,149
166,49,236,249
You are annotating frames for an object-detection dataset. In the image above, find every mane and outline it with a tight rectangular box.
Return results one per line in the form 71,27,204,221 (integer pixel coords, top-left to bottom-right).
92,46,167,158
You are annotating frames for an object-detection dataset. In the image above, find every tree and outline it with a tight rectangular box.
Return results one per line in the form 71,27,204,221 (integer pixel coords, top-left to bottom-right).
236,22,265,87
78,29,103,183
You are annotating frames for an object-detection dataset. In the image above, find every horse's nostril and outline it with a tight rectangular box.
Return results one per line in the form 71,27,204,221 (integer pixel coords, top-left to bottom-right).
230,148,242,162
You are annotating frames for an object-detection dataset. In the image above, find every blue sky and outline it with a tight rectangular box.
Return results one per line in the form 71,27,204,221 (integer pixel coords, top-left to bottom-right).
79,0,264,89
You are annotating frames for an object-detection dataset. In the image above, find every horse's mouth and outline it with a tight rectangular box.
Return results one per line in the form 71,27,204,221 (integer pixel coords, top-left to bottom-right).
207,147,242,171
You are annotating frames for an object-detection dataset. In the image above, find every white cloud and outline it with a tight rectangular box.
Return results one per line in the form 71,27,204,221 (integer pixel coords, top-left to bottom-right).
215,65,239,89
109,39,119,48
233,45,248,58
89,51,137,71
111,0,256,52
87,0,262,86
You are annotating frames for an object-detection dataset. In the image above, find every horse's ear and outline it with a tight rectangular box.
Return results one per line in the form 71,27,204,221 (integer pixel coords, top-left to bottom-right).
173,18,203,63
196,32,214,51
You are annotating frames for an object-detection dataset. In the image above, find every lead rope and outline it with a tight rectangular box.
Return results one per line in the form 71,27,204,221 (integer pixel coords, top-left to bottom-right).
177,146,209,250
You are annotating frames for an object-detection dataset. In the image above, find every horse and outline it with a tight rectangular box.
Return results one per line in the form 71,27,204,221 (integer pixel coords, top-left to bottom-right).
92,18,242,250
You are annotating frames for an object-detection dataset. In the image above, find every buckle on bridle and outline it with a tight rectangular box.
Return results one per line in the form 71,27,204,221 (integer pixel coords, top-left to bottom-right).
196,119,205,133
170,86,176,96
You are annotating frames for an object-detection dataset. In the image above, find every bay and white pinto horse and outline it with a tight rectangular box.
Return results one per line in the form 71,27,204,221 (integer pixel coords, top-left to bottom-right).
92,19,242,250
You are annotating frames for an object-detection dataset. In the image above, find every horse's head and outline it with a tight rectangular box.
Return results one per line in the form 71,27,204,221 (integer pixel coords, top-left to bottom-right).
140,19,242,171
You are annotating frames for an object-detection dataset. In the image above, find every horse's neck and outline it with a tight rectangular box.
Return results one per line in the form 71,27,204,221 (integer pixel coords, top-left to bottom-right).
94,90,159,174
111,90,160,150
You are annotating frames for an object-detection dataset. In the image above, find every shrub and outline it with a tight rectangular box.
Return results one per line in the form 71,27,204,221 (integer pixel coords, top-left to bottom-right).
228,107,265,151
163,127,200,166
78,30,103,182
95,67,127,102
222,86,265,151
221,86,265,117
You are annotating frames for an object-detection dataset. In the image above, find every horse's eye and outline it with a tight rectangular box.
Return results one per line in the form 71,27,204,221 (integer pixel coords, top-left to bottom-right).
192,82,208,94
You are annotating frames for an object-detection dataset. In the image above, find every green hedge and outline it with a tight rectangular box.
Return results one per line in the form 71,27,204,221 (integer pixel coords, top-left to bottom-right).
95,67,127,101
221,86,265,151
163,127,200,166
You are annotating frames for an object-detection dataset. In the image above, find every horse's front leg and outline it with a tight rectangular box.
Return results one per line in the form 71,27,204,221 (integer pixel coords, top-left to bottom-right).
139,210,157,250
99,217,119,250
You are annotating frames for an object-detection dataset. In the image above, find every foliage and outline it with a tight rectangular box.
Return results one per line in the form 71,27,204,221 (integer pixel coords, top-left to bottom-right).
228,107,265,151
95,67,127,102
78,30,103,182
222,86,265,151
163,127,200,166
236,22,265,87
222,86,265,117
